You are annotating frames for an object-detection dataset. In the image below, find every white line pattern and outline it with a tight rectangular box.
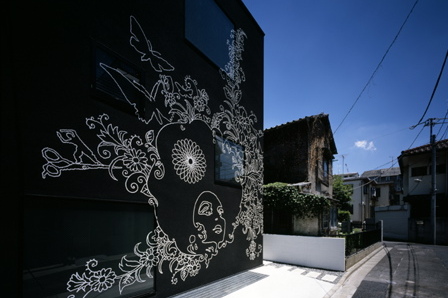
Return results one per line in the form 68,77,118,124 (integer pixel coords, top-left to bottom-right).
41,16,263,297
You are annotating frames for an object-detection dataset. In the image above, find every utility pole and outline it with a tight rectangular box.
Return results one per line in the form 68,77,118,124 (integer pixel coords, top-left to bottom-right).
429,118,437,245
411,118,447,245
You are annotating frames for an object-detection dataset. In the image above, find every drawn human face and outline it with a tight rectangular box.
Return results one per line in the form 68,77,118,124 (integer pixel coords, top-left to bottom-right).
193,191,226,245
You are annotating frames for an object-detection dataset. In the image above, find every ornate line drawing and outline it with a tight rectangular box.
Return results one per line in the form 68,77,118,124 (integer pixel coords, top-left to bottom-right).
42,15,263,297
67,260,117,296
172,138,207,184
193,191,226,250
130,15,174,72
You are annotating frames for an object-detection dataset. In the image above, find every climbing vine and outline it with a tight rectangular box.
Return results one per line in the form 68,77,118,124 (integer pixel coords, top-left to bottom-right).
263,182,330,219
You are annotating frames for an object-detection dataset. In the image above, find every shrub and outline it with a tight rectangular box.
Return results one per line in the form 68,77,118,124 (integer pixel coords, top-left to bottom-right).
338,210,351,222
263,182,330,219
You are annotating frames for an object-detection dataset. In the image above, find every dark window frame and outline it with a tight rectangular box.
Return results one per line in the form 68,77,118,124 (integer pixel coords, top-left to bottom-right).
411,166,427,177
376,187,381,197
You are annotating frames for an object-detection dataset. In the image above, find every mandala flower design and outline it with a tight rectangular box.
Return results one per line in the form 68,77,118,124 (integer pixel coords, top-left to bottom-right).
172,139,206,184
123,148,148,172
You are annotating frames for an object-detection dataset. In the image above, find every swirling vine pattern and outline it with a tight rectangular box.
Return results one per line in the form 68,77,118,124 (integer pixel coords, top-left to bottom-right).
41,16,263,297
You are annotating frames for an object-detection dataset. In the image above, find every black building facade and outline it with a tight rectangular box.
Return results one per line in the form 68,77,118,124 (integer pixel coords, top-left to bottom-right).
3,0,264,296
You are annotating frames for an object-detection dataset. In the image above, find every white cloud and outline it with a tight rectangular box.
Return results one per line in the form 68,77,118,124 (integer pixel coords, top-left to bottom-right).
355,140,377,151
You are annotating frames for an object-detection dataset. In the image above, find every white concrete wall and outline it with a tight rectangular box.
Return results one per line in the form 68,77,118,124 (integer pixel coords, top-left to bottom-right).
263,234,345,271
375,205,409,241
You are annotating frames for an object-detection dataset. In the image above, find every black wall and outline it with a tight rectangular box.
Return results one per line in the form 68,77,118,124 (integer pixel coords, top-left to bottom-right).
3,0,263,297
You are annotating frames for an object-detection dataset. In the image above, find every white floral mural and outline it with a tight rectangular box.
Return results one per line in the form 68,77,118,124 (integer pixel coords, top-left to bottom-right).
41,16,263,297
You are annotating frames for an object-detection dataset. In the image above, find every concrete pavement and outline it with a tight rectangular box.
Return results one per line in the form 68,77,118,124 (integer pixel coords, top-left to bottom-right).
171,261,344,298
171,242,448,298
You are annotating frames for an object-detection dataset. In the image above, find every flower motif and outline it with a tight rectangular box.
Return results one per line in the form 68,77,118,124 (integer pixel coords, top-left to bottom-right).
123,148,148,172
139,247,159,268
172,139,206,184
194,89,209,112
246,240,257,260
90,268,116,293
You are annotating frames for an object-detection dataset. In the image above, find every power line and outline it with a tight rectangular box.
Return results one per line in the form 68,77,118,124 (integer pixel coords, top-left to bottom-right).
407,123,425,149
333,0,419,135
412,49,448,127
436,108,448,138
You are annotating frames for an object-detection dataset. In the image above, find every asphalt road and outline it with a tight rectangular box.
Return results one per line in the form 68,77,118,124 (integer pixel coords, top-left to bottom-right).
352,242,448,298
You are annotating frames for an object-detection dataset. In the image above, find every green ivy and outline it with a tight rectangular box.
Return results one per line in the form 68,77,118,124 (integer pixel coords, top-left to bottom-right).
263,183,330,219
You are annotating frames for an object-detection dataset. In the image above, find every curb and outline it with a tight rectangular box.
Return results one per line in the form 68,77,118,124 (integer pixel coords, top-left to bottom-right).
324,243,386,298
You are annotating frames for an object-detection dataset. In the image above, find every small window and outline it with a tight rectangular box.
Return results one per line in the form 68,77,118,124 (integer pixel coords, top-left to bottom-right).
215,136,244,187
323,159,329,178
320,158,331,185
430,164,446,174
185,0,234,68
376,187,381,197
93,44,145,116
411,166,427,177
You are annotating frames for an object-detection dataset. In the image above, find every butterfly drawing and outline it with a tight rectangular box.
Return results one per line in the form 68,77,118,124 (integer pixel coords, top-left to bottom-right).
130,15,174,72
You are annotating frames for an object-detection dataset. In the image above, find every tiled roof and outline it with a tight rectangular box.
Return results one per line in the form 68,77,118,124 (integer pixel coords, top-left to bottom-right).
400,139,448,157
264,113,329,132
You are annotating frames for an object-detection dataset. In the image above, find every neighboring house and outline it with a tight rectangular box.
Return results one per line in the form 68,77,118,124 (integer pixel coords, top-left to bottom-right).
264,113,338,236
398,139,448,244
361,167,403,207
336,172,376,223
359,167,409,240
3,1,264,297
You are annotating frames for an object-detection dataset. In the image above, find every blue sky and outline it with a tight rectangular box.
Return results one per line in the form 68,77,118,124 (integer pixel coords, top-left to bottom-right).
242,0,448,175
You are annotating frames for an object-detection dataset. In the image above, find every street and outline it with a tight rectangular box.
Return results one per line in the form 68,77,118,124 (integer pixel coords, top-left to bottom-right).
352,242,448,298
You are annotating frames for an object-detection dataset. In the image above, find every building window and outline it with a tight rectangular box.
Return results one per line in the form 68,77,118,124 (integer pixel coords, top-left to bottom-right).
92,44,145,116
23,196,155,297
323,159,329,178
215,136,244,187
376,187,381,197
321,158,331,185
411,166,427,177
185,0,234,69
430,164,446,174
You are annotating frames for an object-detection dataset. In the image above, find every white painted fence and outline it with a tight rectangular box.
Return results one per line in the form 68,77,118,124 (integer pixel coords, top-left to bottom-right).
263,234,346,271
